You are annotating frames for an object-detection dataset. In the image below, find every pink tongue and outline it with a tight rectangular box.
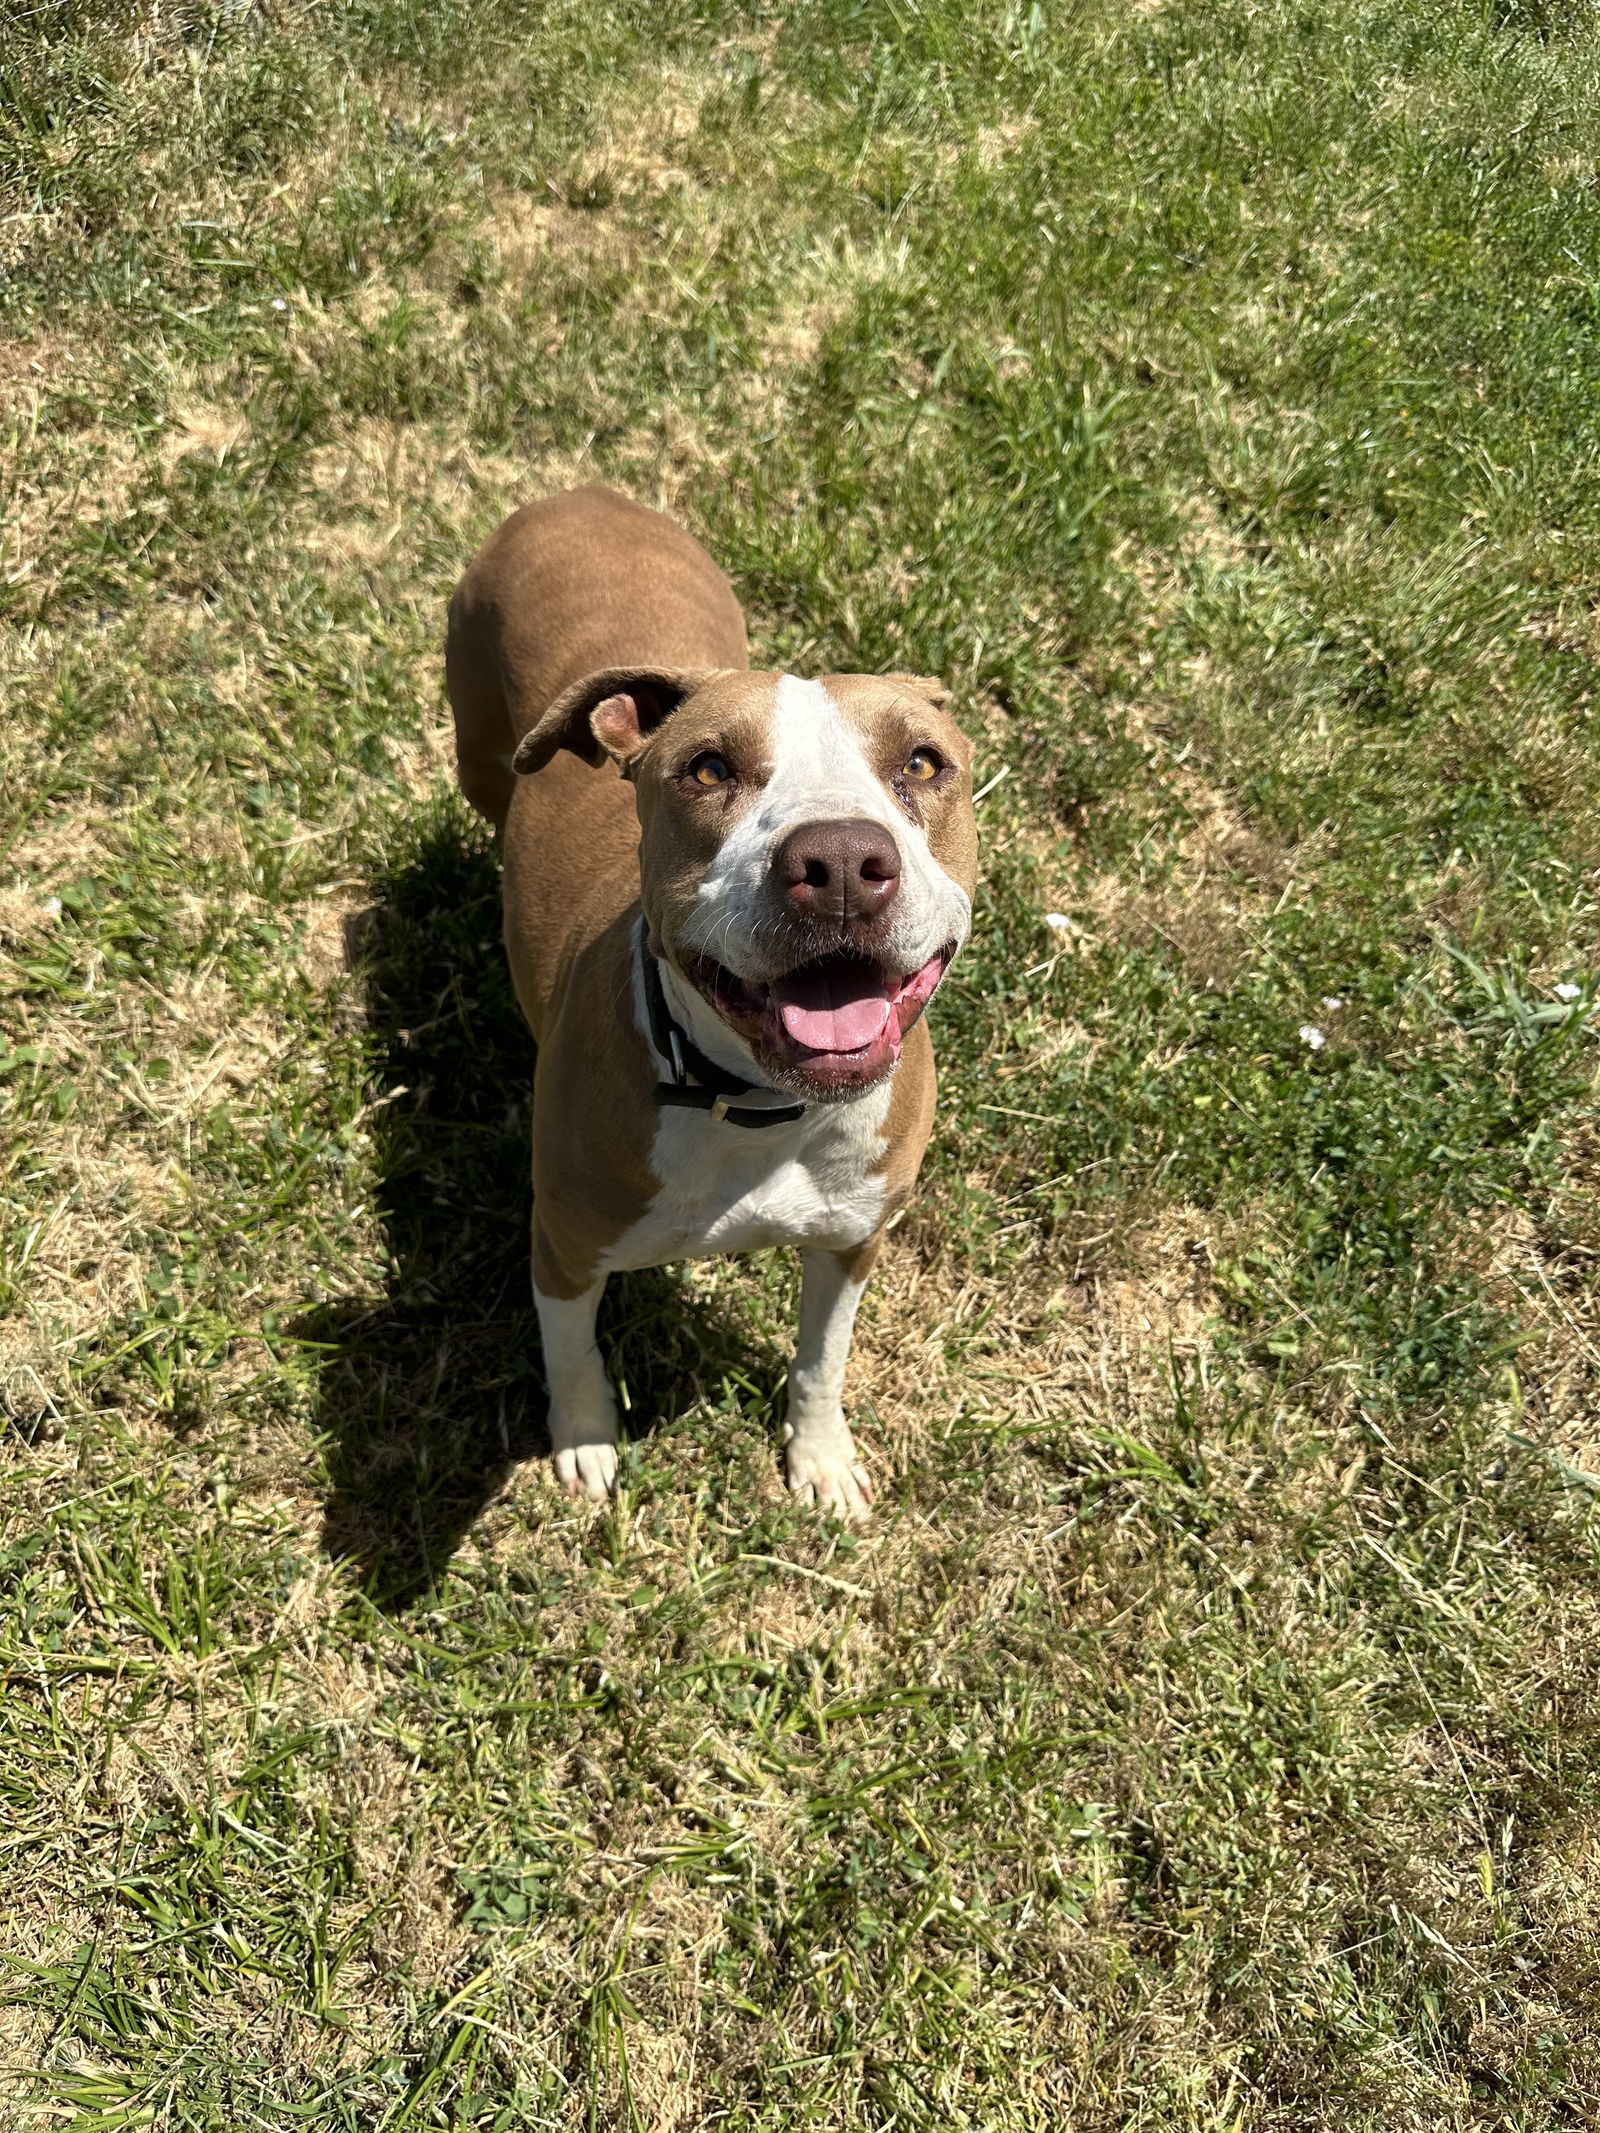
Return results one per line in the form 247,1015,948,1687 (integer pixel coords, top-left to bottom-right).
775,964,893,1053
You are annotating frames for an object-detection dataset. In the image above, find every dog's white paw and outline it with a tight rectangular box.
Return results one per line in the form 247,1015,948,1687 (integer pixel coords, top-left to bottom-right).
552,1436,619,1503
785,1432,874,1523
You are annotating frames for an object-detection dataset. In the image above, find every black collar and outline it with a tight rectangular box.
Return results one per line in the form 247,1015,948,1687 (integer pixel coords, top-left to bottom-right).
641,945,807,1130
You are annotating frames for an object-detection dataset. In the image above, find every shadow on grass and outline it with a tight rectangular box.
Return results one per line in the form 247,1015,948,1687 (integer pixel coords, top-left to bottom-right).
306,797,781,1606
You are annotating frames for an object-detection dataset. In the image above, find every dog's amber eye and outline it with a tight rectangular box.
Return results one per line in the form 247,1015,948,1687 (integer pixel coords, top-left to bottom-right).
688,752,733,787
903,748,941,783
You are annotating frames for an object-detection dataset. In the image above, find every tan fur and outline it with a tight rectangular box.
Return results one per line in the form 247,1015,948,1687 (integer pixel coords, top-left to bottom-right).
447,486,748,825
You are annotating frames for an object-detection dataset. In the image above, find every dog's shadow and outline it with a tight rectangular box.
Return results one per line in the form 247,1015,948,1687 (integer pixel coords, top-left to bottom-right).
306,799,783,1606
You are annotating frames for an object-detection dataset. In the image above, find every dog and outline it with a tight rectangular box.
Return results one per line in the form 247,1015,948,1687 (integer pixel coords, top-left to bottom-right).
445,486,977,1518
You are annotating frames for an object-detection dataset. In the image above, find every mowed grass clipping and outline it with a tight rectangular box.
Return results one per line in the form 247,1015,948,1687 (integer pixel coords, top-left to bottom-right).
4,0,1600,2124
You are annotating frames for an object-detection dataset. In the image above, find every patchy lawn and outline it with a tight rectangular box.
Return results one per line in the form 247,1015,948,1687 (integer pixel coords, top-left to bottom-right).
4,0,1600,2125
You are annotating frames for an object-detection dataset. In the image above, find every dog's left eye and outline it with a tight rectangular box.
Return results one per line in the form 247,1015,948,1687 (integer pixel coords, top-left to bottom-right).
687,752,733,787
902,748,941,783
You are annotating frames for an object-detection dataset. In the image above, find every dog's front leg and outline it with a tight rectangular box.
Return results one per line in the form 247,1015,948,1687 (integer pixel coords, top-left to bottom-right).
783,1240,880,1521
533,1266,620,1502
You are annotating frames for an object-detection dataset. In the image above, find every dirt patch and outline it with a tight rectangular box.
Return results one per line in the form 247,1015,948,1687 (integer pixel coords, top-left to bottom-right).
292,887,373,992
0,887,63,944
160,401,249,471
0,1323,65,1434
1179,494,1251,574
852,1202,1221,1493
975,118,1039,170
4,810,122,891
0,425,147,595
1480,1167,1600,1481
490,191,648,282
19,1153,175,1343
0,331,81,397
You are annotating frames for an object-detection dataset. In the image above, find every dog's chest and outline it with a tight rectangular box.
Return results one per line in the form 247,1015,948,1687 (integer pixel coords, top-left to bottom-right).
600,1091,892,1271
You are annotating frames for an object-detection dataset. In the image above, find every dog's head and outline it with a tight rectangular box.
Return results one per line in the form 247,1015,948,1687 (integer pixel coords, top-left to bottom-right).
514,667,978,1099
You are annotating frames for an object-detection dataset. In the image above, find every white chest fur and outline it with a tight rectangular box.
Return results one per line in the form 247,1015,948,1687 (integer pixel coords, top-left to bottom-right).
600,1087,892,1272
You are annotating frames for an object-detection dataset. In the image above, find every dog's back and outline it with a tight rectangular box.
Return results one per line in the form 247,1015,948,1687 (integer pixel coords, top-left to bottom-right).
446,487,748,1036
446,485,748,829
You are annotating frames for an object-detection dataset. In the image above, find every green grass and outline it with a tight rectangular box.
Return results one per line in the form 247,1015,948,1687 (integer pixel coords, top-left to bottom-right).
4,0,1600,2124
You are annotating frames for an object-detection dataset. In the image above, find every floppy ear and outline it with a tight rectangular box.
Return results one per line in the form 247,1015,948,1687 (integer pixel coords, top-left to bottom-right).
512,666,719,775
883,673,953,710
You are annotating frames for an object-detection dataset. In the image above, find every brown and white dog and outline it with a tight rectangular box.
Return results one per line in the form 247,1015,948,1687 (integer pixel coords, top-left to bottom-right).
445,487,977,1518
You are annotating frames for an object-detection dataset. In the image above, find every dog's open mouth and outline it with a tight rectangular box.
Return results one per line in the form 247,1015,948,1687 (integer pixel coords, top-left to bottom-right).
688,945,955,1095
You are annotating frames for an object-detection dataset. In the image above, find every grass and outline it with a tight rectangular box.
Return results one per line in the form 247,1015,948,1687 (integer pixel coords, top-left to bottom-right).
4,0,1600,2123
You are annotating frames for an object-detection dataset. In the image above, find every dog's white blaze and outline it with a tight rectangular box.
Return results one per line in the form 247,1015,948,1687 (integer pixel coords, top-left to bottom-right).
684,673,970,978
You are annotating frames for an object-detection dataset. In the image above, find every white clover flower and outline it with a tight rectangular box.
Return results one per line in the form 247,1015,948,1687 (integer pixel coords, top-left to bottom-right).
1554,983,1582,1002
1320,996,1344,1012
42,897,62,919
1298,1024,1326,1051
1043,912,1075,933
270,297,288,312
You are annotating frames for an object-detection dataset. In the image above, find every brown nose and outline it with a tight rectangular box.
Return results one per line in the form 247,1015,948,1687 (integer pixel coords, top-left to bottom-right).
775,818,902,927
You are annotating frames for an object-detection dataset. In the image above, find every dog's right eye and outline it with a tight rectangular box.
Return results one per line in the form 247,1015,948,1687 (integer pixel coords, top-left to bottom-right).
686,752,733,787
